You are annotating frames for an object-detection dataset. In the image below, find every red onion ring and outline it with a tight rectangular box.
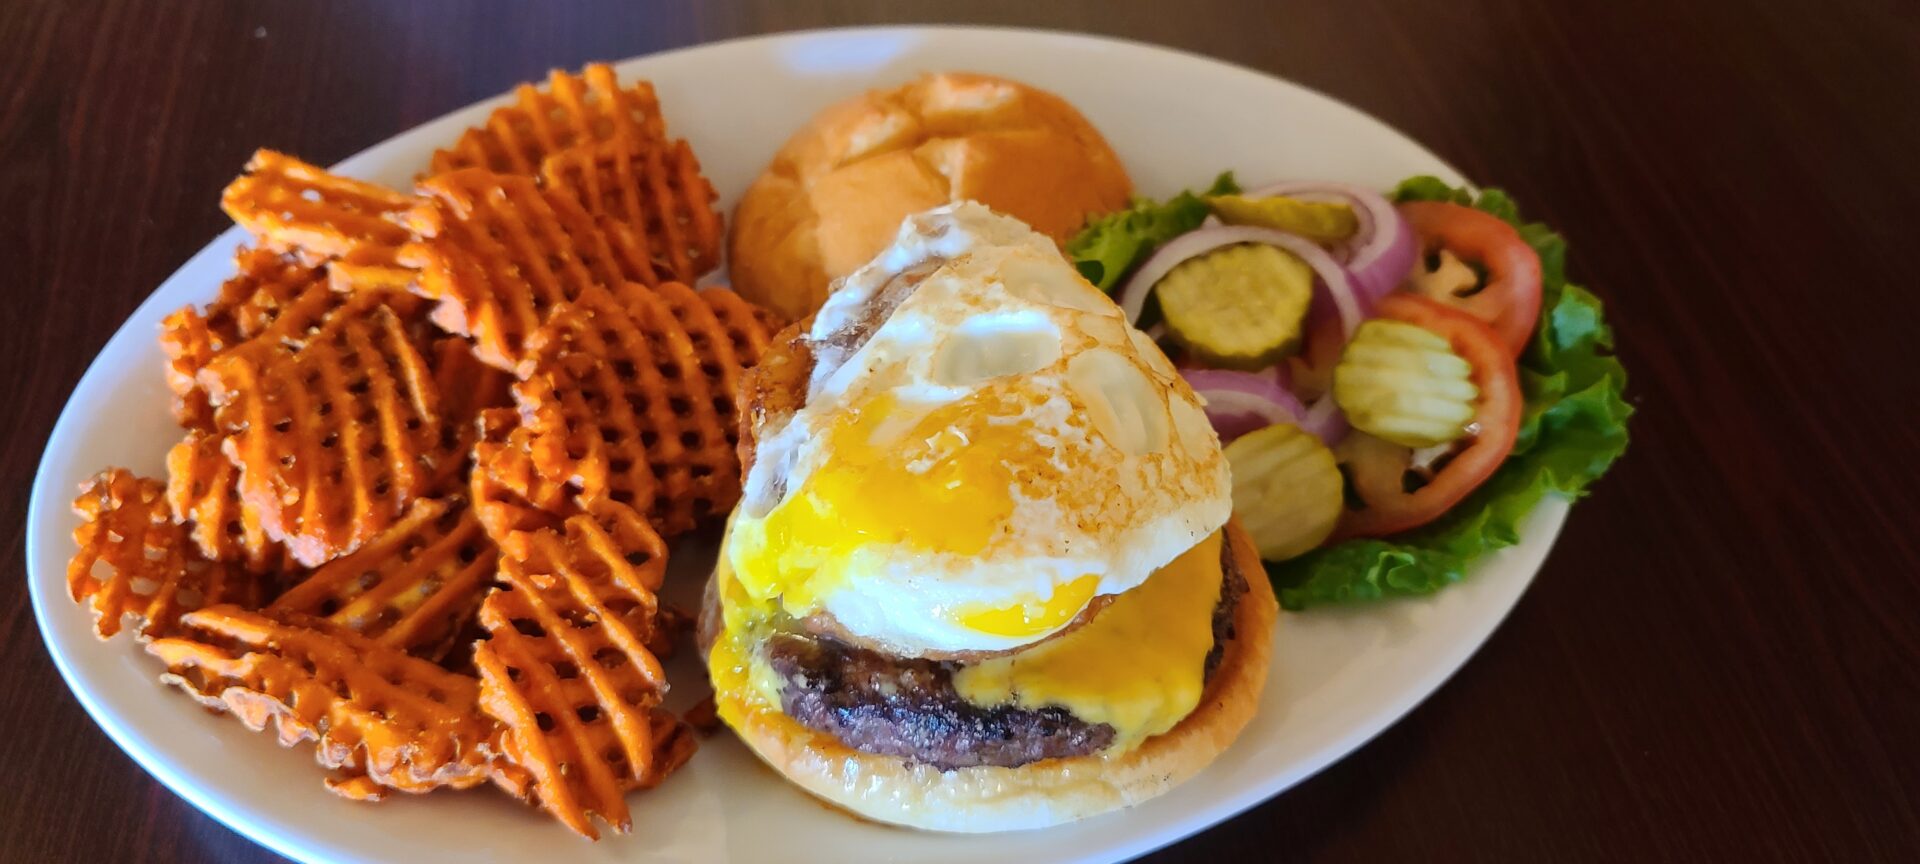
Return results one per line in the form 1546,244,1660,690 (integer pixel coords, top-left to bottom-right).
1116,225,1367,340
1249,181,1416,303
1296,391,1351,446
1180,368,1305,443
1265,360,1293,392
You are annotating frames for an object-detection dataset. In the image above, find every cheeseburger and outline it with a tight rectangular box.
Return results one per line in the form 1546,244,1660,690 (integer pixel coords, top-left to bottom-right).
703,203,1276,832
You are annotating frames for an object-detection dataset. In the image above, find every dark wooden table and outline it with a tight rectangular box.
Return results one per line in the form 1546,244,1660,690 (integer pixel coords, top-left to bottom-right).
5,1,1917,861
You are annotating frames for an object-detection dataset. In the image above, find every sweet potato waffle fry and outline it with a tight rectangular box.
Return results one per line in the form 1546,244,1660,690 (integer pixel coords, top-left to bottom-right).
471,407,572,542
627,281,773,524
506,281,775,537
697,280,784,364
221,150,417,267
399,169,655,369
268,498,497,661
163,265,448,572
68,469,261,640
202,297,462,566
429,337,514,430
539,136,722,285
159,248,326,430
473,502,692,838
657,280,778,435
429,64,668,177
148,605,497,798
67,60,777,838
328,258,419,296
165,431,283,572
163,252,411,416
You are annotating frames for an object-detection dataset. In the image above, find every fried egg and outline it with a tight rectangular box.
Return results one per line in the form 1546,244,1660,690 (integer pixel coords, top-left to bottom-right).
729,202,1230,657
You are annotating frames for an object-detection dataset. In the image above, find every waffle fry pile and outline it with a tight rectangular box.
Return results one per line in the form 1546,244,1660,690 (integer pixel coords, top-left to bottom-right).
63,64,776,839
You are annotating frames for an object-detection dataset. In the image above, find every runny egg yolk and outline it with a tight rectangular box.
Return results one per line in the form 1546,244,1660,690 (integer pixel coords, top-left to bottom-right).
957,573,1100,638
730,391,1060,623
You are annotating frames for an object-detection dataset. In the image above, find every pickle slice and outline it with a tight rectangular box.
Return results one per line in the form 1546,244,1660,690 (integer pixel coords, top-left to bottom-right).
1332,319,1478,448
1208,194,1360,244
1223,423,1343,561
1157,243,1313,370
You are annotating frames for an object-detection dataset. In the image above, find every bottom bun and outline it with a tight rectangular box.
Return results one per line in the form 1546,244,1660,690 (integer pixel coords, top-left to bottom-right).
724,520,1279,833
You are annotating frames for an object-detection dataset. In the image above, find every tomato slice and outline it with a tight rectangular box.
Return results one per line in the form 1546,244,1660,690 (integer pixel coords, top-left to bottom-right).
1284,306,1343,401
1398,201,1542,357
1333,294,1521,539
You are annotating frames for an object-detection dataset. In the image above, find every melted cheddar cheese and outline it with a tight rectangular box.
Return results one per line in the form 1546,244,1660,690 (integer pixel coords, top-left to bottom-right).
951,530,1223,748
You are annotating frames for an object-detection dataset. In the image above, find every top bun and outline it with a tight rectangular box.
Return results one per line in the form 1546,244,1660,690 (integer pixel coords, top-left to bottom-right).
728,72,1133,320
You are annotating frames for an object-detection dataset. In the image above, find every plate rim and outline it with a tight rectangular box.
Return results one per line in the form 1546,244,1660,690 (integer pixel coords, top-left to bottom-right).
25,23,1564,864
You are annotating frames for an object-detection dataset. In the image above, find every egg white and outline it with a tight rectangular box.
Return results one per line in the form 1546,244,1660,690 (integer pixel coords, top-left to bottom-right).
732,202,1231,657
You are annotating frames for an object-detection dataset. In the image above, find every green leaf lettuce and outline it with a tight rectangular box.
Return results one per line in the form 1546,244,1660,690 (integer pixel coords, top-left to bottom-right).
1066,172,1239,291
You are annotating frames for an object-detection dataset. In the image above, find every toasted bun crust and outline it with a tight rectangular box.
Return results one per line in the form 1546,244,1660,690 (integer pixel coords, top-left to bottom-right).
729,72,1133,321
723,519,1277,832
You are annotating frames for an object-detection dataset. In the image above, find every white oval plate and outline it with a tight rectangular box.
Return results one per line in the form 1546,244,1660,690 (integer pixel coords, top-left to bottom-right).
27,25,1568,864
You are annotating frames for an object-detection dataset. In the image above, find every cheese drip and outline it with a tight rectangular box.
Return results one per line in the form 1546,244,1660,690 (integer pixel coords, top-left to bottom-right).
951,531,1224,750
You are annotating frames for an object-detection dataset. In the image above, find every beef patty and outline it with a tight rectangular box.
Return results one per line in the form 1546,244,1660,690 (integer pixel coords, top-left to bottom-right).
763,539,1249,770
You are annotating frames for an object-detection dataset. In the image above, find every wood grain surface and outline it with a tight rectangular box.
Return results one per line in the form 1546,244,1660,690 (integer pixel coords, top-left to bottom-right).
3,1,1917,861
